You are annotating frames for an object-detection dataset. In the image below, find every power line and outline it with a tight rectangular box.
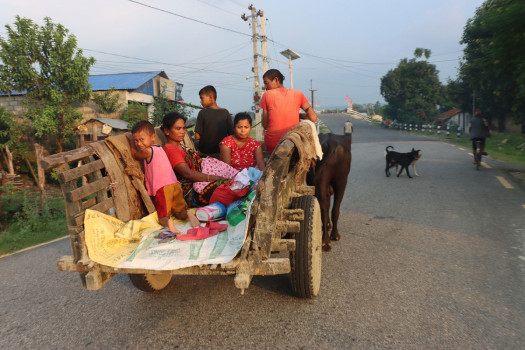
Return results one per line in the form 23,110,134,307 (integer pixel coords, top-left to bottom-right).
85,48,247,77
126,0,250,37
195,0,239,16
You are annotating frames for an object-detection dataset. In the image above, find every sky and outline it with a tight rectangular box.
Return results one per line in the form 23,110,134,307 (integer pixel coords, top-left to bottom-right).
0,0,485,115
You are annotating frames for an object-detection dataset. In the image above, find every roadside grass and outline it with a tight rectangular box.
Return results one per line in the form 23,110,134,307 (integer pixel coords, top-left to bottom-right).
397,128,525,167
318,120,330,134
0,189,67,255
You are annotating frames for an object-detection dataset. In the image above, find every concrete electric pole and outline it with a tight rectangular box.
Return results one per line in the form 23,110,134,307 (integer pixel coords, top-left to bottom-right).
242,5,267,141
259,10,268,74
310,79,317,111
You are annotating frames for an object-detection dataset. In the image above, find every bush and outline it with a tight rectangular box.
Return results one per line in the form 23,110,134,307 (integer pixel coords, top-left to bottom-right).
122,102,148,129
0,189,67,255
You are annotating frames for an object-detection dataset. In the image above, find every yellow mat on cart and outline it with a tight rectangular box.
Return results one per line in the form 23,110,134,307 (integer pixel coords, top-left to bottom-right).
84,209,248,270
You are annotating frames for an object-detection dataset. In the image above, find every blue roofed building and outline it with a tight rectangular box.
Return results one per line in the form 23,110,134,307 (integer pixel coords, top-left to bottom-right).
0,71,184,145
79,70,183,120
77,71,183,145
0,71,182,117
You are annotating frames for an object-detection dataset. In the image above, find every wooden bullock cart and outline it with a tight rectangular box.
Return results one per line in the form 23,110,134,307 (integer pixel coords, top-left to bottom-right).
42,123,322,298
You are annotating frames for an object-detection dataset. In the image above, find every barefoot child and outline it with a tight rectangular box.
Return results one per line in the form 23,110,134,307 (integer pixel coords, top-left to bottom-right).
219,112,265,171
128,120,200,232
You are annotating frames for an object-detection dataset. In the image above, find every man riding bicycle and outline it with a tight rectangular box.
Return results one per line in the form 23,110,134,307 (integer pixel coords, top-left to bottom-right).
469,110,490,163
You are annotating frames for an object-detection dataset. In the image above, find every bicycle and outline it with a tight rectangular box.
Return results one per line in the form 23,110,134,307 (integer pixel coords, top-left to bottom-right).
474,140,482,170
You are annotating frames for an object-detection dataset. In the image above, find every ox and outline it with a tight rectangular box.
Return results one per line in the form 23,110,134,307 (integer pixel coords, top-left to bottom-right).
307,133,352,251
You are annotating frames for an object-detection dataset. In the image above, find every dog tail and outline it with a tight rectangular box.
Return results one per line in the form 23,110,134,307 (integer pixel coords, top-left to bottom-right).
385,146,393,153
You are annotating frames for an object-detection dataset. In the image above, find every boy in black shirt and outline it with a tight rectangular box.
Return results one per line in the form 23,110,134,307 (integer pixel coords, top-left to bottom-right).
195,85,234,157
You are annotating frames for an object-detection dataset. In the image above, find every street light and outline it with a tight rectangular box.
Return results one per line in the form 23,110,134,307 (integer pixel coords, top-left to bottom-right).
280,49,301,89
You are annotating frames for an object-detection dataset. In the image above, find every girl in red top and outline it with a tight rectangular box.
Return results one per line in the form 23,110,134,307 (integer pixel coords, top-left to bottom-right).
219,113,265,171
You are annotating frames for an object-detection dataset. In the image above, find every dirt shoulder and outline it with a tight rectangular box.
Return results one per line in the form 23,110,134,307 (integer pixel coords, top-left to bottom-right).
505,169,525,189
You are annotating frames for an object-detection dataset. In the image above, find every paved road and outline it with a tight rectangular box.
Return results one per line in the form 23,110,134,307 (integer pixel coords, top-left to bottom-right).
1,114,524,349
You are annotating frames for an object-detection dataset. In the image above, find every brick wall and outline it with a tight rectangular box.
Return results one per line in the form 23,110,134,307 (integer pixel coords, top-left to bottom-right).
0,95,26,115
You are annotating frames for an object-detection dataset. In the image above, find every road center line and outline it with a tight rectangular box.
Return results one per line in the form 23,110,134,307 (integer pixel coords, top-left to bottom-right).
482,162,491,168
496,176,514,189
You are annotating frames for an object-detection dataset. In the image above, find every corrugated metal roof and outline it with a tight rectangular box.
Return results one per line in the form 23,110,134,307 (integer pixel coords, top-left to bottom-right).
89,71,167,91
89,118,129,130
2,71,168,96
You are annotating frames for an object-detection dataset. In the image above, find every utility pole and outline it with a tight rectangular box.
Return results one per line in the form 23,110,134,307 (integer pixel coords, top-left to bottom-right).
242,5,265,141
310,79,317,111
259,10,268,74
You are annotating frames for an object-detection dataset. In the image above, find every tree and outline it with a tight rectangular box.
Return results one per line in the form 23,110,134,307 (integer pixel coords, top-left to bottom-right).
459,0,525,132
152,93,198,126
92,87,122,114
122,102,148,129
0,16,95,152
0,107,20,174
380,48,442,124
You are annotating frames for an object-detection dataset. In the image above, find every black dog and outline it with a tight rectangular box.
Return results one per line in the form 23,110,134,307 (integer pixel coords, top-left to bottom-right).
385,146,421,178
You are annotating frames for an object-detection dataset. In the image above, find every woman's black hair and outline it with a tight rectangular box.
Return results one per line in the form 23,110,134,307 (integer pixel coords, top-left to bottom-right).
161,111,186,131
234,112,252,126
262,69,284,84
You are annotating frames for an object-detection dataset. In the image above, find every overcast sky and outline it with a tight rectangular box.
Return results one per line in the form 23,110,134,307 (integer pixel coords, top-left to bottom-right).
1,0,484,115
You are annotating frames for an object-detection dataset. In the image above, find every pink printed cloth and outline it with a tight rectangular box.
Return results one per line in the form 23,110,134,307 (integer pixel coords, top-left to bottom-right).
193,157,238,193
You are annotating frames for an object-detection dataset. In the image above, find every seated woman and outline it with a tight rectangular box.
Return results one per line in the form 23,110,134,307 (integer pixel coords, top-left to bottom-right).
219,112,266,171
162,112,237,207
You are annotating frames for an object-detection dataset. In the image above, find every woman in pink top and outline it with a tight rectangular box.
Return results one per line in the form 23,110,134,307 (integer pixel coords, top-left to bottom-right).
259,69,318,153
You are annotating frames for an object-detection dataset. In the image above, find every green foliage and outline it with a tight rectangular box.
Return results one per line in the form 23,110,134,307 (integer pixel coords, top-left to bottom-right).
0,107,30,172
0,189,67,254
0,16,96,152
352,104,366,113
122,102,148,129
459,0,525,131
0,107,17,146
380,48,442,124
414,48,431,59
92,87,122,113
441,79,469,113
152,93,199,126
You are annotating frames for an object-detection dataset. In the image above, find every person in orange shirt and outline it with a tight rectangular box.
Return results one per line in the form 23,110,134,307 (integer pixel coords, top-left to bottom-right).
259,69,318,153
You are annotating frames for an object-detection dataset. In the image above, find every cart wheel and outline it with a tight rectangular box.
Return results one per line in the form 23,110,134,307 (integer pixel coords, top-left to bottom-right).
128,273,171,292
289,195,322,298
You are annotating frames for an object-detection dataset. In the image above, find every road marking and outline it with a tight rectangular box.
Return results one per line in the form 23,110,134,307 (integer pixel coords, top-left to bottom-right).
459,147,466,151
522,204,525,210
467,153,490,168
496,176,514,189
0,235,68,259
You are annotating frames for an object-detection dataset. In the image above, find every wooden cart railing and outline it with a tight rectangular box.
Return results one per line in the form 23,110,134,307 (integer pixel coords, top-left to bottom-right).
43,123,322,297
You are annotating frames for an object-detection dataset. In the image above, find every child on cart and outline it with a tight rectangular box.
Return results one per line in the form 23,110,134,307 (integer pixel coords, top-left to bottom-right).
128,120,200,232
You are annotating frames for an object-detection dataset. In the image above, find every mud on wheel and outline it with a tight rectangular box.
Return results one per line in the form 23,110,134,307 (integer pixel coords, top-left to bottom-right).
128,273,172,292
289,195,322,298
